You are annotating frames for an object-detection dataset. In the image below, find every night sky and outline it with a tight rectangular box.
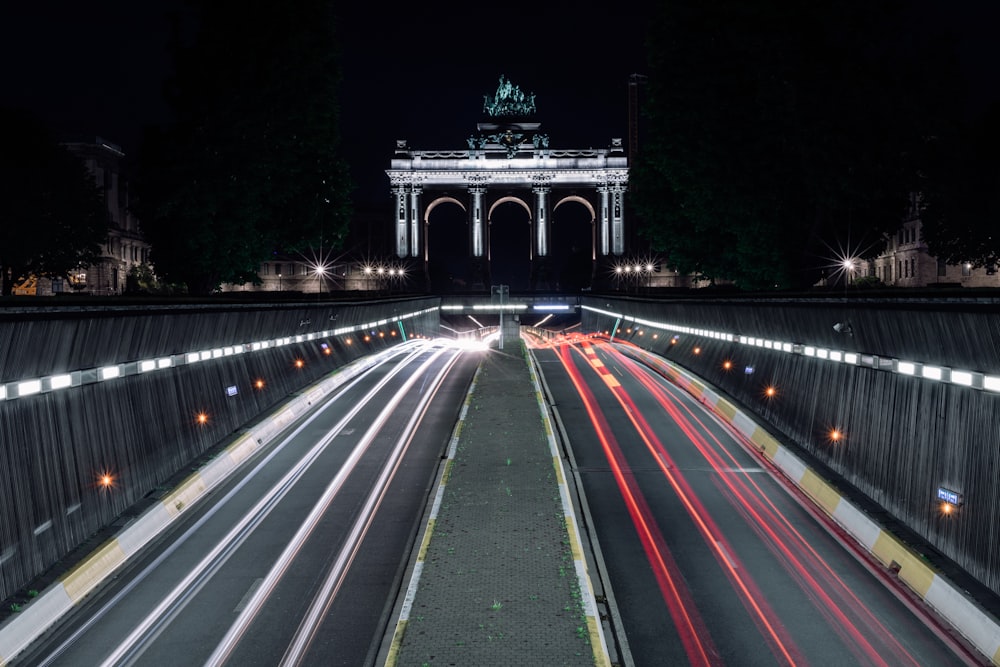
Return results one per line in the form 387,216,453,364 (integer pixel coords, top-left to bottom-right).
3,2,997,193
1,1,996,283
1,1,650,203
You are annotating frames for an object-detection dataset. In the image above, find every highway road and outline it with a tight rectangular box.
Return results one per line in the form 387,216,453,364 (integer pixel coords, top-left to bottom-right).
16,340,478,667
531,335,986,667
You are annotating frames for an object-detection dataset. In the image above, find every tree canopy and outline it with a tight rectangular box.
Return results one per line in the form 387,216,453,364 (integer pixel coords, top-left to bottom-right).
0,108,107,295
630,0,957,289
134,0,352,294
918,102,1000,270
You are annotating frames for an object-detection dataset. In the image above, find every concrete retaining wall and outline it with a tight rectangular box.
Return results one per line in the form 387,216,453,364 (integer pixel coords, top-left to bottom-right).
582,296,1000,601
0,298,438,604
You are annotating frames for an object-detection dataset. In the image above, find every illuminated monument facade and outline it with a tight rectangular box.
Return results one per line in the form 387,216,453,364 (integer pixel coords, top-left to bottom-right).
386,76,629,289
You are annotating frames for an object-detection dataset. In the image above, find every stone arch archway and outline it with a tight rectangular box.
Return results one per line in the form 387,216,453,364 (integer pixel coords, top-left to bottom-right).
551,196,598,290
387,134,628,291
424,196,468,292
487,196,533,290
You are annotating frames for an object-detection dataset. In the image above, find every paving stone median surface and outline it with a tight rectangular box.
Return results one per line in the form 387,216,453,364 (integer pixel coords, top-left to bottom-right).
384,341,605,666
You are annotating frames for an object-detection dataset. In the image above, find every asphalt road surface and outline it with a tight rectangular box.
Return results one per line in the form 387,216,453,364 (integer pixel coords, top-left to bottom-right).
16,340,478,667
531,335,986,667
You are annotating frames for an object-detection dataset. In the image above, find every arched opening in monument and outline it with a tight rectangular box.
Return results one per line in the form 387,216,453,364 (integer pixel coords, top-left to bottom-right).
425,198,468,293
551,197,596,292
488,200,532,291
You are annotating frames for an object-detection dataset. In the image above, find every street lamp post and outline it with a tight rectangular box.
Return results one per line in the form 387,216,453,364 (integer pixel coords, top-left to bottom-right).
491,284,508,350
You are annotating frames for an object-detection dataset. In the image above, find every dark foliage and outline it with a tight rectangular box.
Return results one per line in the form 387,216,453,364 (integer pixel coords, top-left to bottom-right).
0,108,107,295
630,0,955,289
134,0,353,294
919,102,1000,269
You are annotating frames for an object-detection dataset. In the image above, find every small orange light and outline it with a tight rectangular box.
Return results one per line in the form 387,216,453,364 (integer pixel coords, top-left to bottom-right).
652,333,658,339
379,331,385,338
390,330,397,337
941,502,953,515
693,347,701,355
364,335,371,342
98,472,114,489
323,347,332,355
294,359,304,368
830,429,842,442
722,360,733,370
254,379,265,390
196,412,208,425
765,386,777,398
346,338,352,345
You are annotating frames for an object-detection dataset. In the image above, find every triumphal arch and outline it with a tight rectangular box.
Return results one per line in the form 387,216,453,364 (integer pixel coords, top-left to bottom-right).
386,76,629,290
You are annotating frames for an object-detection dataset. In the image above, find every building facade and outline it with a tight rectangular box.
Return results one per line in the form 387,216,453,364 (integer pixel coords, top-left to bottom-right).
61,139,150,295
862,194,1000,288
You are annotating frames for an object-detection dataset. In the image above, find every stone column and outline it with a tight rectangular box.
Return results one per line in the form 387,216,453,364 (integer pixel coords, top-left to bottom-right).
409,184,422,258
468,179,487,257
391,181,409,259
611,183,626,255
598,184,610,256
532,177,551,258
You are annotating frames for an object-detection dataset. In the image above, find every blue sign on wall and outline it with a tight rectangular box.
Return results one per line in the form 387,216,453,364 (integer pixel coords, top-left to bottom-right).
937,487,962,505
226,385,239,397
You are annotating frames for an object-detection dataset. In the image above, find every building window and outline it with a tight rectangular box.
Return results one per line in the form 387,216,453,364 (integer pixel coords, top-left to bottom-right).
937,258,946,277
962,263,972,277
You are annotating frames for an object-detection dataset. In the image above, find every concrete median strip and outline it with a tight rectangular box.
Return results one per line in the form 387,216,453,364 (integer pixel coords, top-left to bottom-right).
0,347,403,666
620,344,1000,666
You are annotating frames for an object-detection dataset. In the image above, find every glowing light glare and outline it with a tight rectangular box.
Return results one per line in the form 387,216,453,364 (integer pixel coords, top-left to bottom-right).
951,370,973,386
693,347,701,355
139,359,156,372
897,361,917,375
18,379,42,396
722,360,733,371
254,379,265,390
294,359,305,368
764,386,777,398
922,366,943,381
940,502,954,516
49,374,73,390
98,471,114,489
196,412,209,425
829,429,842,442
450,337,489,352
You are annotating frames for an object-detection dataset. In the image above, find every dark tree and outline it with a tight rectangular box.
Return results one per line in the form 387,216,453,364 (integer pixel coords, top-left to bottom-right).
134,0,352,294
0,108,107,295
919,102,1000,269
631,0,944,289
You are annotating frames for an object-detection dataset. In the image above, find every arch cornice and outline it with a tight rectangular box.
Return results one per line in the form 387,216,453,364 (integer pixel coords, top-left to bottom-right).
424,196,467,222
487,196,532,221
553,195,597,221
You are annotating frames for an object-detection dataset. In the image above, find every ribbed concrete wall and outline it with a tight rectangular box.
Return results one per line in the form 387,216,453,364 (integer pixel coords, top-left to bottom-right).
0,298,438,603
583,296,1000,598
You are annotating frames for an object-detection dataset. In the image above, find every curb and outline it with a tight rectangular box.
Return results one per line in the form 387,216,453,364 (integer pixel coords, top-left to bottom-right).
525,347,612,667
381,365,480,666
0,344,415,666
619,344,1000,667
